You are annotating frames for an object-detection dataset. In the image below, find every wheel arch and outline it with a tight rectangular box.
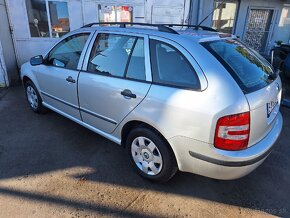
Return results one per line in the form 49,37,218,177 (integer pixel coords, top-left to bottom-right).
22,75,32,85
121,120,161,146
121,120,178,166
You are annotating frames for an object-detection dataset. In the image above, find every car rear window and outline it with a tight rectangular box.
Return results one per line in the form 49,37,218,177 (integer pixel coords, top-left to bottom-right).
202,39,274,93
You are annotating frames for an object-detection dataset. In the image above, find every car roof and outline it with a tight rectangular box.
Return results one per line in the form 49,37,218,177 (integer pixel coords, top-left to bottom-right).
79,25,232,43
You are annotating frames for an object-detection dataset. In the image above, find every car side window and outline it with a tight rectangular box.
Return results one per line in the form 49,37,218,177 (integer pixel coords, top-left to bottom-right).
48,33,90,70
150,39,200,89
88,33,143,78
126,38,146,81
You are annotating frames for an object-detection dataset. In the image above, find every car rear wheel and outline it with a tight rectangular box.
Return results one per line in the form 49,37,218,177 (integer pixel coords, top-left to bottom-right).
126,127,177,182
24,80,46,113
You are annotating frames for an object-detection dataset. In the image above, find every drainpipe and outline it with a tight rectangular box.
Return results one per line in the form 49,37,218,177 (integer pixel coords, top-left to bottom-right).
81,0,85,25
197,0,203,25
3,0,20,71
0,42,8,87
188,0,193,24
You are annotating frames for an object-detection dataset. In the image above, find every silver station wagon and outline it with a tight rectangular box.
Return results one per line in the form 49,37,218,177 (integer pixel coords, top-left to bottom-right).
21,23,283,182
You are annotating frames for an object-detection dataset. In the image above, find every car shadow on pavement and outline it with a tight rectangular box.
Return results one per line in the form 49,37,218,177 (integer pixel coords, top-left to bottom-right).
0,187,161,218
0,86,289,217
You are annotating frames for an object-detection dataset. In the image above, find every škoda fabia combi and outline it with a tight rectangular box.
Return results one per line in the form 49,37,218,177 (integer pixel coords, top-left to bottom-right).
21,23,283,182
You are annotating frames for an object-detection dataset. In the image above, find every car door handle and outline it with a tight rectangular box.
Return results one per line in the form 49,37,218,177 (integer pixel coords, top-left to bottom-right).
121,89,136,99
66,76,76,83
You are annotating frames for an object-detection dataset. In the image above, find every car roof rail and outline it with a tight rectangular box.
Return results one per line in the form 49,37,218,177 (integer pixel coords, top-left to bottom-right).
163,24,218,32
81,22,179,34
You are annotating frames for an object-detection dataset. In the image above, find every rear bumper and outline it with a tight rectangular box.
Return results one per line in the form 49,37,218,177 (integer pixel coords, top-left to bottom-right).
169,112,283,180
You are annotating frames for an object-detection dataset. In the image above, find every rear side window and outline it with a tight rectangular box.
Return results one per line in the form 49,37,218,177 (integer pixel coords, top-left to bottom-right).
149,39,200,90
126,38,146,80
202,39,274,93
87,33,146,81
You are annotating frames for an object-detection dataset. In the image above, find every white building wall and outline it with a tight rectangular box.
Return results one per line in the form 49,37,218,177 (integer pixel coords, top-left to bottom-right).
197,0,290,54
0,0,17,86
7,0,84,65
145,0,190,24
0,41,8,87
7,0,190,67
234,0,281,52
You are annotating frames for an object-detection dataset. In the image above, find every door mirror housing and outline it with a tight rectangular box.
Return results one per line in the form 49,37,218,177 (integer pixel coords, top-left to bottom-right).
30,55,44,66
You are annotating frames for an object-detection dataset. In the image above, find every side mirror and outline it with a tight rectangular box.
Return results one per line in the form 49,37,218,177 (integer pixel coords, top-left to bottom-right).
30,55,43,66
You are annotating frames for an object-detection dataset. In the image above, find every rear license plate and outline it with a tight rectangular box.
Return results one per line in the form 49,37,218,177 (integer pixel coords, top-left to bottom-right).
267,98,278,118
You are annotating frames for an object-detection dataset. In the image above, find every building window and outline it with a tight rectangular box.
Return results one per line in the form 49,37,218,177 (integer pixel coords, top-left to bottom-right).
212,0,238,34
276,6,290,44
48,1,70,38
98,5,133,23
26,0,70,38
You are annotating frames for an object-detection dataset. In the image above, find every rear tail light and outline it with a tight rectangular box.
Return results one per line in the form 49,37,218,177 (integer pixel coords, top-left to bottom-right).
214,112,250,151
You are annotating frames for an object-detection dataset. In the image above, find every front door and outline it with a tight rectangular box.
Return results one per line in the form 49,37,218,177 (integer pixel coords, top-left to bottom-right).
35,32,91,120
244,8,275,53
78,32,151,133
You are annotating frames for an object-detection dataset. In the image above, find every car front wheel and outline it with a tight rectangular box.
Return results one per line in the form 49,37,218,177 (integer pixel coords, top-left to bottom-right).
24,80,46,113
126,127,177,182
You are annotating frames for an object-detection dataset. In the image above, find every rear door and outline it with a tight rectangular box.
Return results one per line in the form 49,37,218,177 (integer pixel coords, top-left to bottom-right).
78,32,151,133
245,77,282,146
202,39,282,146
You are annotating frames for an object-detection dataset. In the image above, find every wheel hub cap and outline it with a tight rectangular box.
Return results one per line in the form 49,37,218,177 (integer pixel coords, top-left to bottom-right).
26,86,38,109
131,136,163,176
141,149,153,162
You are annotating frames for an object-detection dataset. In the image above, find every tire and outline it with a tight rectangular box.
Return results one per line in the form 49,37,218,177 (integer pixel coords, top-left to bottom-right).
24,80,46,113
126,127,178,182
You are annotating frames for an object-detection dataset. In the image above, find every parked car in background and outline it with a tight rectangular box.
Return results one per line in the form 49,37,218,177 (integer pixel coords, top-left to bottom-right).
21,23,283,182
272,44,290,79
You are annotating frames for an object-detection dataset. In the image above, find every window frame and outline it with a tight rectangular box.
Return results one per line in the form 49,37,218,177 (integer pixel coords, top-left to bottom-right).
25,0,71,38
148,36,203,91
43,31,93,71
81,30,152,83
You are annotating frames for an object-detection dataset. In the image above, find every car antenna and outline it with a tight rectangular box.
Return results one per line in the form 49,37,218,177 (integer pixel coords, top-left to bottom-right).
195,0,227,30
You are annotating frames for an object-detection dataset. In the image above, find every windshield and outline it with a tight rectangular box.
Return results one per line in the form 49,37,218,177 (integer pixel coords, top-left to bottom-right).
202,39,275,93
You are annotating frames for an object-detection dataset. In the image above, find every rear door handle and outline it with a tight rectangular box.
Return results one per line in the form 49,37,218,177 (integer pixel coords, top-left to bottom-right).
121,89,136,99
66,76,76,83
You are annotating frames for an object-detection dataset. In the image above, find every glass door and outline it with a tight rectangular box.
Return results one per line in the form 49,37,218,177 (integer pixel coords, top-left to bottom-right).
244,8,275,53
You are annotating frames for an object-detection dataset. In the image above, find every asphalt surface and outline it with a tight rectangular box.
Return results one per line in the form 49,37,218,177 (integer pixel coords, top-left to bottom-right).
0,86,289,218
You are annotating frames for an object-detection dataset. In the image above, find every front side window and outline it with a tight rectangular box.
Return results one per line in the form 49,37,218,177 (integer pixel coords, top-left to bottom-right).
212,0,238,34
88,33,145,80
25,0,70,38
150,40,200,89
48,33,90,70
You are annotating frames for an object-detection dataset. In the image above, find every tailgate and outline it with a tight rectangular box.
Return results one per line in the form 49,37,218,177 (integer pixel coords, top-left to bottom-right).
245,77,282,146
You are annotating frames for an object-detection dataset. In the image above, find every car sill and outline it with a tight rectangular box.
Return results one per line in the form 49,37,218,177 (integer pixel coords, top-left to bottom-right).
42,102,121,145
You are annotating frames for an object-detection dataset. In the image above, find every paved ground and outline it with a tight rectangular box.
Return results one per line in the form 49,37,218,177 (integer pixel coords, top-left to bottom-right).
0,86,289,218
